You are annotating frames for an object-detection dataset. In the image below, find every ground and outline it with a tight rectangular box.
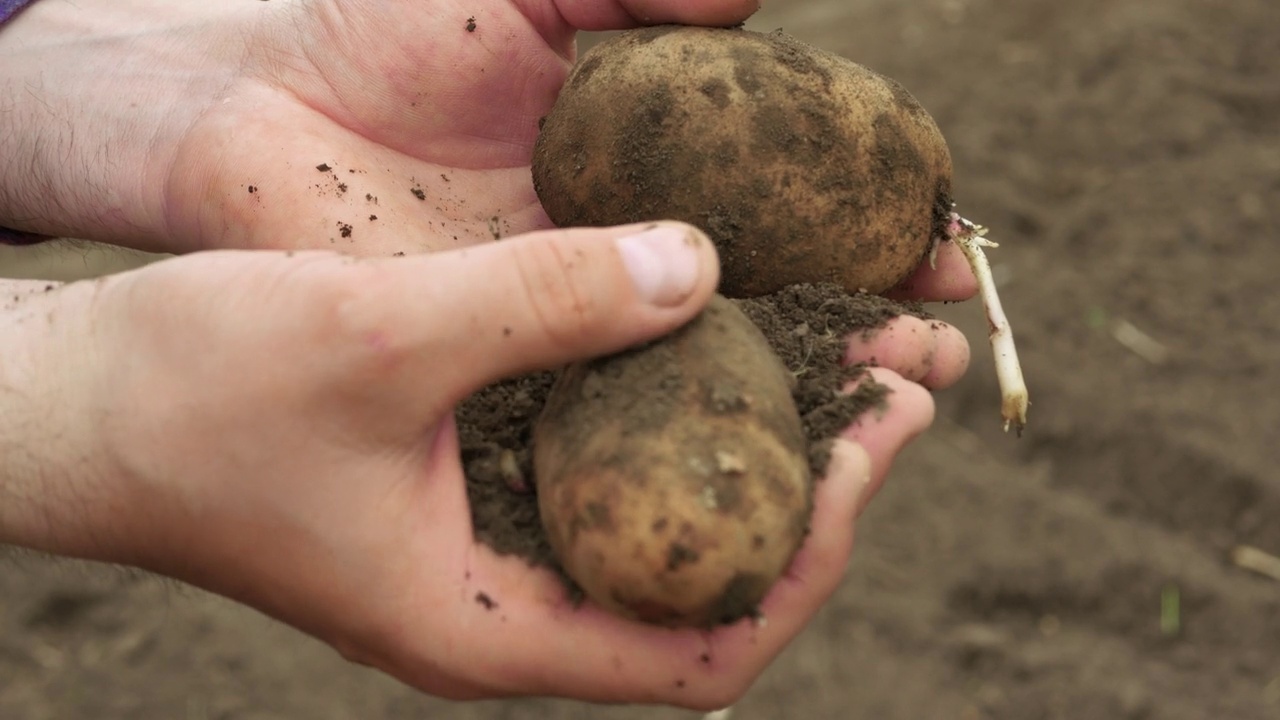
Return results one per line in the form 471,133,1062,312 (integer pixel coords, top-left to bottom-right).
2,0,1278,717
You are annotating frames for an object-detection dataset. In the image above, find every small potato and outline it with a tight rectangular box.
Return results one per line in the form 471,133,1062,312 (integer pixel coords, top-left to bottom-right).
533,295,811,628
533,25,954,297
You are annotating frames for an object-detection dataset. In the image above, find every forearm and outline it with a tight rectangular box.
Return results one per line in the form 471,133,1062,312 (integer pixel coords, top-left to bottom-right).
0,277,120,559
0,0,259,252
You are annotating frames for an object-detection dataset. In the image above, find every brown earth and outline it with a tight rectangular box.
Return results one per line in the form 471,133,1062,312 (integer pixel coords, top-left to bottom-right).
2,0,1279,717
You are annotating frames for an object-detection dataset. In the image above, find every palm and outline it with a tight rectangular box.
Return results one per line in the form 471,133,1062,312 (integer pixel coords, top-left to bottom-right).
167,1,578,255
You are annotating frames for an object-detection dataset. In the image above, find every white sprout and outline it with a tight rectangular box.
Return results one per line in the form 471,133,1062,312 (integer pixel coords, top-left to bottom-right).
948,213,1029,435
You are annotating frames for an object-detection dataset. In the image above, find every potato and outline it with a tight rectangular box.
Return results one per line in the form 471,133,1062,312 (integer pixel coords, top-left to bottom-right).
533,25,954,297
532,295,811,628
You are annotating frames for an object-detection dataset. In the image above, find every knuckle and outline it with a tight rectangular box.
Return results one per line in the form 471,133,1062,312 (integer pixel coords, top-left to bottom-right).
311,261,417,373
512,234,608,349
874,367,937,425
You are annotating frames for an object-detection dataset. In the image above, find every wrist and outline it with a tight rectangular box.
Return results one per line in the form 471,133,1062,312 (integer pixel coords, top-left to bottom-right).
0,0,264,252
0,277,134,561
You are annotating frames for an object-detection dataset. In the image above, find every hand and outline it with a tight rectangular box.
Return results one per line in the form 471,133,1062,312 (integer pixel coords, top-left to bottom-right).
0,221,972,709
0,0,759,254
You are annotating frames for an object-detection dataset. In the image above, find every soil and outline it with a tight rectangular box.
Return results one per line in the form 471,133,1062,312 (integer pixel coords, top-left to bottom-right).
2,0,1279,717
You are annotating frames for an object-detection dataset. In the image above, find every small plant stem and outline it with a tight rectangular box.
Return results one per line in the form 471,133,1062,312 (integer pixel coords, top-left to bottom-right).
949,213,1029,435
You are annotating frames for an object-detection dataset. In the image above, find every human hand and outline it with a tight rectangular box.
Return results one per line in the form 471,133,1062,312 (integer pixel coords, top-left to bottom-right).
0,0,759,254
0,220,972,709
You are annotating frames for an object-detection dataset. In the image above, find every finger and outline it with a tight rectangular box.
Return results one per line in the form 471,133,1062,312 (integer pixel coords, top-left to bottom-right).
884,240,978,302
350,221,720,399
844,315,972,390
551,0,761,31
840,368,935,515
757,439,868,618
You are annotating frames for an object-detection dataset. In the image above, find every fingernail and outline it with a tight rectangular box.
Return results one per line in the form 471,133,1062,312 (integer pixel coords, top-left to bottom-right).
616,225,703,306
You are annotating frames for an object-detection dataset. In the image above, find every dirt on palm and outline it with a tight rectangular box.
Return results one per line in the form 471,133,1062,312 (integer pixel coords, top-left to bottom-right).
3,0,1279,718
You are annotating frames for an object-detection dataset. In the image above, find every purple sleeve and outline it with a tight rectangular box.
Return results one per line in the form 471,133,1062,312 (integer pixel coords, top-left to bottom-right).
0,0,37,23
1,0,51,245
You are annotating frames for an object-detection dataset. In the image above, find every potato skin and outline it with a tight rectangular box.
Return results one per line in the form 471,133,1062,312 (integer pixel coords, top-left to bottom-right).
533,25,954,297
533,295,811,628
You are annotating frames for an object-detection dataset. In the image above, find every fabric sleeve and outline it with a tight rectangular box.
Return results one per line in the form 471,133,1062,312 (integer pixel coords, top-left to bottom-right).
0,0,38,24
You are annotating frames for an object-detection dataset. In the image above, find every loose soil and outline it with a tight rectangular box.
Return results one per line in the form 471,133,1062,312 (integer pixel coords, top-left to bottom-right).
2,0,1278,717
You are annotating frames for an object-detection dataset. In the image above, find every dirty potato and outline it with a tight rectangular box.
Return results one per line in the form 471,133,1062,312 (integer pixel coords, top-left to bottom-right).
532,295,811,628
533,25,955,297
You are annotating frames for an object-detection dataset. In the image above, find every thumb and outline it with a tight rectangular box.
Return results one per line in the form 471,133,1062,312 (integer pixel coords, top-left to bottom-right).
386,221,720,394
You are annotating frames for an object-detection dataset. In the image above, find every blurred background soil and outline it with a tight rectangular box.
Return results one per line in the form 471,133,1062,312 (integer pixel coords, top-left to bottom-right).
3,0,1278,717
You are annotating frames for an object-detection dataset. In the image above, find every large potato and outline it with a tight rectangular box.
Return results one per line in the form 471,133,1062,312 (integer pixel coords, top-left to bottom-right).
532,295,811,628
533,25,955,297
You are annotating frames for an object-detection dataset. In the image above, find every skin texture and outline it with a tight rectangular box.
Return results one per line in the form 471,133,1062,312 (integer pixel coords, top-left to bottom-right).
0,0,977,709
